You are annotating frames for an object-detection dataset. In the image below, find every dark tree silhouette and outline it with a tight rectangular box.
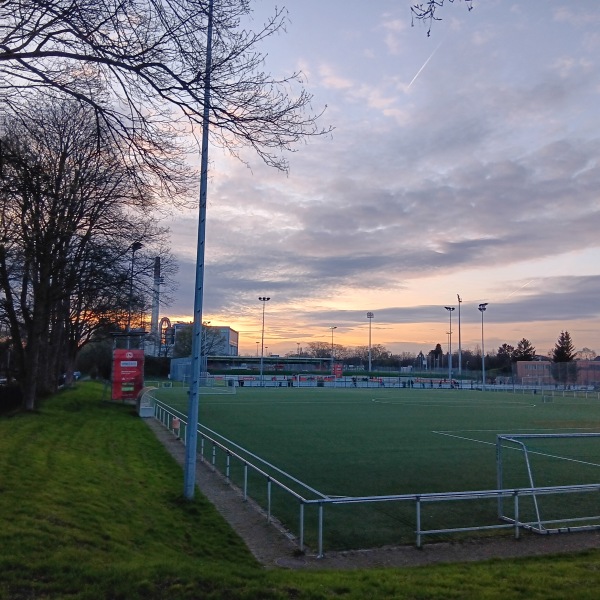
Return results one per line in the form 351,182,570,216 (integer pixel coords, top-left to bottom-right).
0,99,174,409
0,0,330,178
411,0,474,36
513,338,536,362
550,331,578,386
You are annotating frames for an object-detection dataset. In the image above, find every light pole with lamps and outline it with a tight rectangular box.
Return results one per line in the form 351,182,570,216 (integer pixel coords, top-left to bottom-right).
330,326,337,375
127,241,143,333
367,312,374,373
478,303,488,391
444,306,455,383
183,0,214,500
126,241,143,349
258,297,270,386
457,294,462,378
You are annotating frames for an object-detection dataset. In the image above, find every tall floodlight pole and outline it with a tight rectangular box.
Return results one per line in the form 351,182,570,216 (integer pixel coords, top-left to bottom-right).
444,307,455,383
478,303,489,391
126,241,143,346
184,0,214,500
330,326,337,374
259,297,270,386
457,294,462,378
126,241,143,350
367,312,374,373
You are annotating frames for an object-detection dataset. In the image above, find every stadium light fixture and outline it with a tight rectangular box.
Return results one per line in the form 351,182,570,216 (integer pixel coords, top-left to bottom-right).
444,307,455,383
478,303,489,391
259,297,271,386
367,312,374,373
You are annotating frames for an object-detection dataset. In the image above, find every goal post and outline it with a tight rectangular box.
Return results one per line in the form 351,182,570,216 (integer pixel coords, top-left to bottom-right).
496,432,600,532
198,375,237,394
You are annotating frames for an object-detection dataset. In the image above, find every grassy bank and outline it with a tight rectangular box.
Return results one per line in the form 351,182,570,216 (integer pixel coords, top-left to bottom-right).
2,382,600,599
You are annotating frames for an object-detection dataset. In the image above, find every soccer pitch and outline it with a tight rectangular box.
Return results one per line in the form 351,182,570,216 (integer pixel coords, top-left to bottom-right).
153,386,600,549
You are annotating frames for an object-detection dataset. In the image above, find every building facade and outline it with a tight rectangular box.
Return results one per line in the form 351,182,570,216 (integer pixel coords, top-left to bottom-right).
515,359,600,388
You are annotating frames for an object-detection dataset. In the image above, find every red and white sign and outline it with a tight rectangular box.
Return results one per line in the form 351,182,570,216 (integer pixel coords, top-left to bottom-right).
112,349,145,401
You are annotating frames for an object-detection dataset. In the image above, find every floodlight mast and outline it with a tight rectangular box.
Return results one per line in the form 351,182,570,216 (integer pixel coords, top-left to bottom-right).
478,303,489,391
444,306,455,383
367,312,374,372
126,241,143,349
457,294,462,377
259,297,271,386
184,0,214,500
330,326,337,375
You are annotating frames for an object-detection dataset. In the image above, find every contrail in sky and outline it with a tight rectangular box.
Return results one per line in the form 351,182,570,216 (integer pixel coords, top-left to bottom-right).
503,280,536,300
407,40,444,90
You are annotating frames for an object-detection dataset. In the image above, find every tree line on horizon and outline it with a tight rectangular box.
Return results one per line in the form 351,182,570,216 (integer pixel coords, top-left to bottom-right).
277,332,592,381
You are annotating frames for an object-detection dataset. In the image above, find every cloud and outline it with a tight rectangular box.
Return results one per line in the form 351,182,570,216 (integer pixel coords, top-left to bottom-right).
162,0,600,355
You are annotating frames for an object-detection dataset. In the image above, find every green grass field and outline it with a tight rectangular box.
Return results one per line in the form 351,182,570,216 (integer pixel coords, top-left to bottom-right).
4,382,600,599
152,386,600,549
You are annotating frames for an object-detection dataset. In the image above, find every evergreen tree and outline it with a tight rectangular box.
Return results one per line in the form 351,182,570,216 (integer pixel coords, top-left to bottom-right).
552,331,576,362
513,338,536,361
550,331,578,385
496,343,515,373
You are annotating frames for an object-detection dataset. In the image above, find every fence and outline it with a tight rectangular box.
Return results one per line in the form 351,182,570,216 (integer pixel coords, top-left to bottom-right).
148,393,600,557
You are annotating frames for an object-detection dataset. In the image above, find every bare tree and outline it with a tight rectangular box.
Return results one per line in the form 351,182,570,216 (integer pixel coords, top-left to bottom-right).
0,98,176,409
411,0,473,36
0,0,329,176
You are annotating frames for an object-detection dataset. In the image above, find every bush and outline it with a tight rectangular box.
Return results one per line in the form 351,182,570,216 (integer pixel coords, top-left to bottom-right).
0,383,22,414
144,356,171,378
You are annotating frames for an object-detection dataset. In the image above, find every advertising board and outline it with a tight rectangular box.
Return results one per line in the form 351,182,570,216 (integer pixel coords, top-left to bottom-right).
112,349,145,401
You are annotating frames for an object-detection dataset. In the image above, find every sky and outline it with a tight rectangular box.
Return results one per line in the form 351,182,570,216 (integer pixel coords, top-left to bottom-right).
163,0,600,359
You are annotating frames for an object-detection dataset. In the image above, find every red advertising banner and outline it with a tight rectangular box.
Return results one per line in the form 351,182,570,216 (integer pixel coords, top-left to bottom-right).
333,362,343,378
112,349,145,401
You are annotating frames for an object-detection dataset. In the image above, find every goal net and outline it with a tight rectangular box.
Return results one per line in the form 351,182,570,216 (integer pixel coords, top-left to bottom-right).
179,375,237,394
520,375,555,392
496,433,600,532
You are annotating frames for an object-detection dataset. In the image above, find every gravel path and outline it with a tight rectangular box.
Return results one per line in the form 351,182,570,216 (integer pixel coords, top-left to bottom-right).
145,418,600,570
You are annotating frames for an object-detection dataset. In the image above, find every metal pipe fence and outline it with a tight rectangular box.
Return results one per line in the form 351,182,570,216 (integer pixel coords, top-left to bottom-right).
149,394,600,558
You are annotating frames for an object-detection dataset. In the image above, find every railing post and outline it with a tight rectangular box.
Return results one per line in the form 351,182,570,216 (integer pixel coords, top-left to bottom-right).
317,502,324,558
299,502,305,552
514,491,520,539
416,496,422,548
200,435,205,461
496,437,504,517
243,463,248,501
211,443,216,471
226,452,231,482
267,478,272,523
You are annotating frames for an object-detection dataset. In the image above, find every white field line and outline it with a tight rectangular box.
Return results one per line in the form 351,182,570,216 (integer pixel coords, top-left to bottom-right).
432,430,600,468
372,398,537,407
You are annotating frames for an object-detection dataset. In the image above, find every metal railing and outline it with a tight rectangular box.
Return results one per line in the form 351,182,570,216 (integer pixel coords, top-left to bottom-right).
150,395,600,557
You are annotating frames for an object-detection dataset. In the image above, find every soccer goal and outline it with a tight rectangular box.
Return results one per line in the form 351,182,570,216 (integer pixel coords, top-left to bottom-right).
496,433,600,533
177,374,237,394
520,375,555,393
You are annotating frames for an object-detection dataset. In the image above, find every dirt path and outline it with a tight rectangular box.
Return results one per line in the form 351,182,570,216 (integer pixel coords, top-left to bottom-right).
145,418,600,570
